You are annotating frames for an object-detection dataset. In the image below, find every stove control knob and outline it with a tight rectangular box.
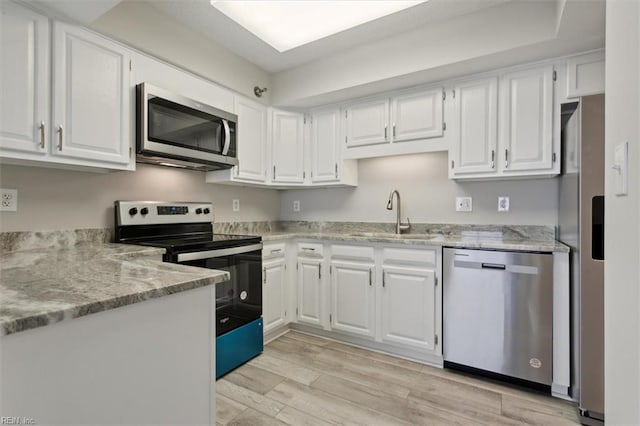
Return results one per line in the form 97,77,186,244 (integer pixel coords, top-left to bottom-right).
195,208,203,215
128,207,138,216
140,207,149,215
203,208,211,215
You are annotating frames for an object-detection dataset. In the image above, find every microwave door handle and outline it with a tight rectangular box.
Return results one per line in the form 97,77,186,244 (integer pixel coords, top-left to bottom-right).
222,119,231,155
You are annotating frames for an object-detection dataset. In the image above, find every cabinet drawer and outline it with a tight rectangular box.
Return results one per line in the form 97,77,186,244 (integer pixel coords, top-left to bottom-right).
331,244,375,261
383,247,437,267
263,243,286,259
297,242,324,257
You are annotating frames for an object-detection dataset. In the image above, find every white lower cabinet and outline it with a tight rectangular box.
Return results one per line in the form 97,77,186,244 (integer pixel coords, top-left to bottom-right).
330,260,375,337
263,257,287,334
288,240,442,363
381,265,437,351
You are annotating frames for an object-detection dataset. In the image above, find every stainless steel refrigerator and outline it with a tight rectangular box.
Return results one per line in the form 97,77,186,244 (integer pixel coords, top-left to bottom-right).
558,94,605,425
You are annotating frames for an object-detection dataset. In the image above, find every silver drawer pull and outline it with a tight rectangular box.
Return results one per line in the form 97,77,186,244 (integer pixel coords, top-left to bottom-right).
301,247,315,251
39,122,45,148
57,125,63,150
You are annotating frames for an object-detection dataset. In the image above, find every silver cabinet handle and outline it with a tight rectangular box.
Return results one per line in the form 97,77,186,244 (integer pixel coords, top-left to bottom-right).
491,149,495,169
384,125,387,140
301,247,315,251
335,163,338,179
318,264,321,279
270,249,282,254
369,268,372,286
221,119,231,155
382,272,386,288
263,267,266,284
57,125,63,150
393,124,396,138
39,122,45,148
505,149,509,168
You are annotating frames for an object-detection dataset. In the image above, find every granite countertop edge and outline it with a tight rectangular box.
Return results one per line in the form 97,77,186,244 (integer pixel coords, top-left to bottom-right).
1,243,230,336
257,232,570,253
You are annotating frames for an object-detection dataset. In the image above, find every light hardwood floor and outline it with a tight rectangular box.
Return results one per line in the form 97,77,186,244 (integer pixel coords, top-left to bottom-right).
216,331,580,426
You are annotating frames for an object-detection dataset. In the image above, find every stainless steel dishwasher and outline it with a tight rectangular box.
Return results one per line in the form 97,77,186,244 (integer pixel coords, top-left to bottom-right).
443,248,553,388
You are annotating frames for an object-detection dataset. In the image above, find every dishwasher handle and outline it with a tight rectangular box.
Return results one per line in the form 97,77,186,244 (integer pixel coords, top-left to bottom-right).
481,262,506,270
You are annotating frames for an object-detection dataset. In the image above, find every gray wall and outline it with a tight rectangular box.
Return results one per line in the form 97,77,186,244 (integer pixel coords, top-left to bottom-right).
280,152,559,225
0,164,280,232
604,0,640,423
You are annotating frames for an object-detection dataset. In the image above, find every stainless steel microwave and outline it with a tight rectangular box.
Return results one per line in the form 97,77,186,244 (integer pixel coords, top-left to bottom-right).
136,83,238,171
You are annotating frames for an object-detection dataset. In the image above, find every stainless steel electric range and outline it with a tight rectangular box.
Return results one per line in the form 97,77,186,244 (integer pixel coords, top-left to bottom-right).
114,201,263,378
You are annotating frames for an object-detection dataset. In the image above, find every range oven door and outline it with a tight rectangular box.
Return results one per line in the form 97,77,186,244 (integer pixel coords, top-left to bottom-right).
137,83,238,169
177,243,262,336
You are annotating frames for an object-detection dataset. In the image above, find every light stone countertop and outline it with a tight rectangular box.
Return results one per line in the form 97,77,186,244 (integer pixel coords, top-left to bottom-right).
256,231,570,253
0,242,229,336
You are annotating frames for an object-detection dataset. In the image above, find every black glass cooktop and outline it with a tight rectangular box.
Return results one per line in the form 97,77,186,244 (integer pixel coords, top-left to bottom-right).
135,233,261,252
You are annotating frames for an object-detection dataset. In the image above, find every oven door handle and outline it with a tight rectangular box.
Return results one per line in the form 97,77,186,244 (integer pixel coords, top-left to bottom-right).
221,119,231,155
177,243,262,262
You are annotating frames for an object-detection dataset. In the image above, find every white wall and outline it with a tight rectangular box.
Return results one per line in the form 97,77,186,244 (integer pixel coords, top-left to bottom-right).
0,164,280,232
90,1,270,103
604,1,640,424
280,152,559,226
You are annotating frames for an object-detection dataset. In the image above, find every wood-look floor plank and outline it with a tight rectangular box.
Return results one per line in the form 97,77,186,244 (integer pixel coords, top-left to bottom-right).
407,374,503,418
265,343,412,399
217,379,285,417
266,337,324,365
225,363,286,395
407,398,488,426
227,408,288,426
267,380,411,426
216,394,247,426
501,394,580,425
275,406,335,426
284,331,331,347
249,352,321,386
311,373,414,421
324,341,424,372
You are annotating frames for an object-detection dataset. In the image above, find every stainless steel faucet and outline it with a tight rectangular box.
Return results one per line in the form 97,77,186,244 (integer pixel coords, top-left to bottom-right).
386,190,411,234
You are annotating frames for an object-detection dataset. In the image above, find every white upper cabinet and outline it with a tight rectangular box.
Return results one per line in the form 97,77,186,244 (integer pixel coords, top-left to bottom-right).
345,99,389,147
272,109,304,183
566,50,605,98
0,4,132,171
0,2,49,155
391,88,443,143
500,65,554,173
310,108,340,183
451,77,498,176
234,96,267,182
51,22,130,165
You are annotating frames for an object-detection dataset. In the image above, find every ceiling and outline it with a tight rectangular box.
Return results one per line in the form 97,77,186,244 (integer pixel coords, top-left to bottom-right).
145,0,511,73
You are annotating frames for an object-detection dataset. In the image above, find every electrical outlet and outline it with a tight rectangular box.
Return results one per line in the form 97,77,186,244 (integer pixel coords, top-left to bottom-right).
0,189,17,212
455,197,472,212
293,200,300,212
232,199,240,212
498,196,510,212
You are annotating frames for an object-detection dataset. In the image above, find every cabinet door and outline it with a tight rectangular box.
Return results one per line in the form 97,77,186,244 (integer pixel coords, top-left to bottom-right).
263,258,286,334
381,266,437,352
297,258,323,326
391,88,443,142
235,97,267,182
51,22,130,165
272,110,304,183
330,261,375,337
310,109,340,183
500,65,554,172
451,77,498,175
0,2,49,155
345,99,389,147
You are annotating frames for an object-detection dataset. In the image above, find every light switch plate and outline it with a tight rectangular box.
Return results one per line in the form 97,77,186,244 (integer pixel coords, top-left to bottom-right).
293,200,301,212
498,196,510,212
232,199,240,212
0,189,17,211
613,141,628,196
455,197,472,212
